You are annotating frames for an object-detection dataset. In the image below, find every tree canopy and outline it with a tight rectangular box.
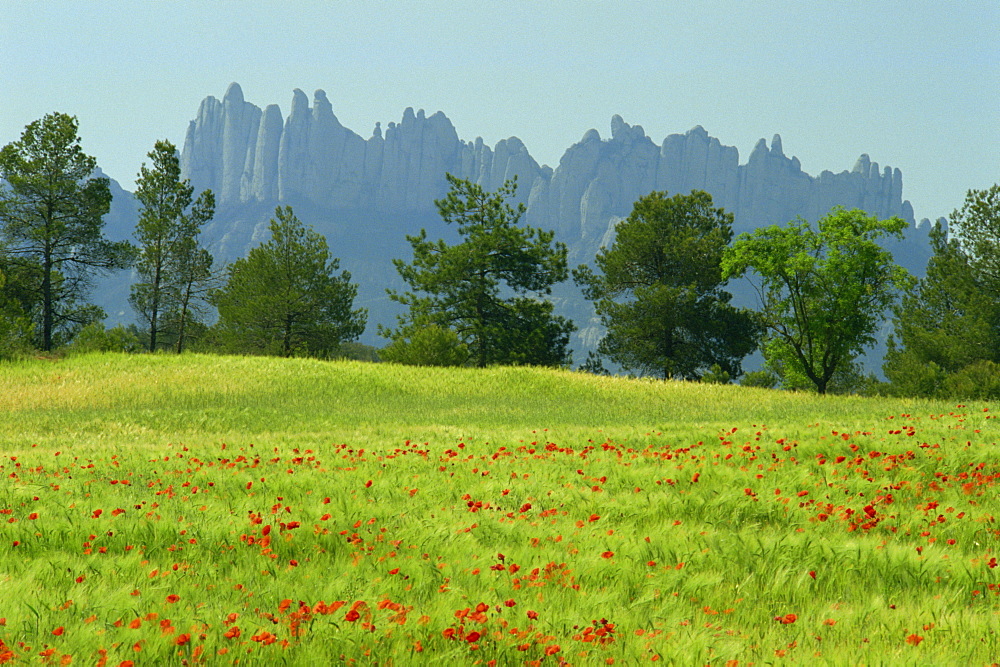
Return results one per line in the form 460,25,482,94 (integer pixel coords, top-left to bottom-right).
722,207,912,394
382,174,574,367
949,184,1000,292
130,139,215,352
574,190,758,380
212,206,366,357
884,186,1000,399
0,112,133,350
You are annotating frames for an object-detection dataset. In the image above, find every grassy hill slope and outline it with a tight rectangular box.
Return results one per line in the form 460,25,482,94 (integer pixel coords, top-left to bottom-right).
1,354,997,665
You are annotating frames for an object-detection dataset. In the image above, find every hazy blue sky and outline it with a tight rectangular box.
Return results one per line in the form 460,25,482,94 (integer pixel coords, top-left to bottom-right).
2,1,997,222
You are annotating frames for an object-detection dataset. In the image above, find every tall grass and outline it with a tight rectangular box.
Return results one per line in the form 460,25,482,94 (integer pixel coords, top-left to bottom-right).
0,353,996,664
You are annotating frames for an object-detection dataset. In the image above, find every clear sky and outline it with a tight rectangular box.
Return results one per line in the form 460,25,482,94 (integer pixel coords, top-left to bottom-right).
2,1,997,223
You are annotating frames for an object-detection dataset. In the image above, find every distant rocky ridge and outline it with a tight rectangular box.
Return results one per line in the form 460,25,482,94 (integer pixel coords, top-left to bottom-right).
181,83,920,260
99,82,935,366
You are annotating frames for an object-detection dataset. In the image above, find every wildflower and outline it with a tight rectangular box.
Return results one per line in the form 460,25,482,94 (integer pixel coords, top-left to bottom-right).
52,626,64,636
601,551,614,559
165,594,180,603
906,634,923,646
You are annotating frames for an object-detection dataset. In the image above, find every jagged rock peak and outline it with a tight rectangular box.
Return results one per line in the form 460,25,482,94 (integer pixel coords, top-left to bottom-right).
771,134,784,157
853,154,871,174
224,82,244,104
289,89,309,116
749,137,769,161
610,115,645,143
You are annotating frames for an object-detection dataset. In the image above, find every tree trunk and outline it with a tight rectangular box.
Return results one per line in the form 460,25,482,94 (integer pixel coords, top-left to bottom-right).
41,248,53,351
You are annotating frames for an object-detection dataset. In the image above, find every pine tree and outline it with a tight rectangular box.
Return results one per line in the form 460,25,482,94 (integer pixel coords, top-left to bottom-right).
382,175,574,367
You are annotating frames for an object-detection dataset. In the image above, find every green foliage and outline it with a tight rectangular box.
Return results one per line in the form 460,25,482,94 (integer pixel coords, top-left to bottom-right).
699,363,730,384
575,190,759,380
949,183,1000,290
0,112,134,350
740,369,778,389
333,341,381,363
0,258,33,359
130,139,215,353
723,207,913,394
382,174,574,368
67,322,141,354
380,323,469,366
884,189,1000,398
940,360,1000,400
211,206,366,357
578,350,610,375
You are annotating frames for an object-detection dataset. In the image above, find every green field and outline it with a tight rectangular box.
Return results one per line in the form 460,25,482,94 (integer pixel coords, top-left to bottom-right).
1,353,998,665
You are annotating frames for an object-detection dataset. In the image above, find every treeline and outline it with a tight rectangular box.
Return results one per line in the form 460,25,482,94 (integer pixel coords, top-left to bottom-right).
1,113,998,399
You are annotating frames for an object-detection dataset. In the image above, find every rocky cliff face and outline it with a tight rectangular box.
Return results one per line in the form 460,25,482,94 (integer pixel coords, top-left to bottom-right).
181,84,919,264
173,83,932,358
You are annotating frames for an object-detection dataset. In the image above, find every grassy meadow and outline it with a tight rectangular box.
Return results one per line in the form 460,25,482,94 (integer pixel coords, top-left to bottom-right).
1,353,998,665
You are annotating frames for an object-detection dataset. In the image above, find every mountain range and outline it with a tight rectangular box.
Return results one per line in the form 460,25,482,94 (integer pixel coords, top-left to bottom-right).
97,82,936,363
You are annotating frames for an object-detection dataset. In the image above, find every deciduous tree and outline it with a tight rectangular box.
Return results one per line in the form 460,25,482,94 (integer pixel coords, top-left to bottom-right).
722,207,912,394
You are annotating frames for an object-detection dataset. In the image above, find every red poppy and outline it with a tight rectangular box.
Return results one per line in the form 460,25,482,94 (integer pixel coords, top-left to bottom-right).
52,626,64,636
906,634,923,646
165,594,180,603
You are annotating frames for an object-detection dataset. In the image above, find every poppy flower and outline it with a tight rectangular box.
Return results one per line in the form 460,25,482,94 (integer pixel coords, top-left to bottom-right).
52,626,64,636
166,594,180,603
906,634,924,646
